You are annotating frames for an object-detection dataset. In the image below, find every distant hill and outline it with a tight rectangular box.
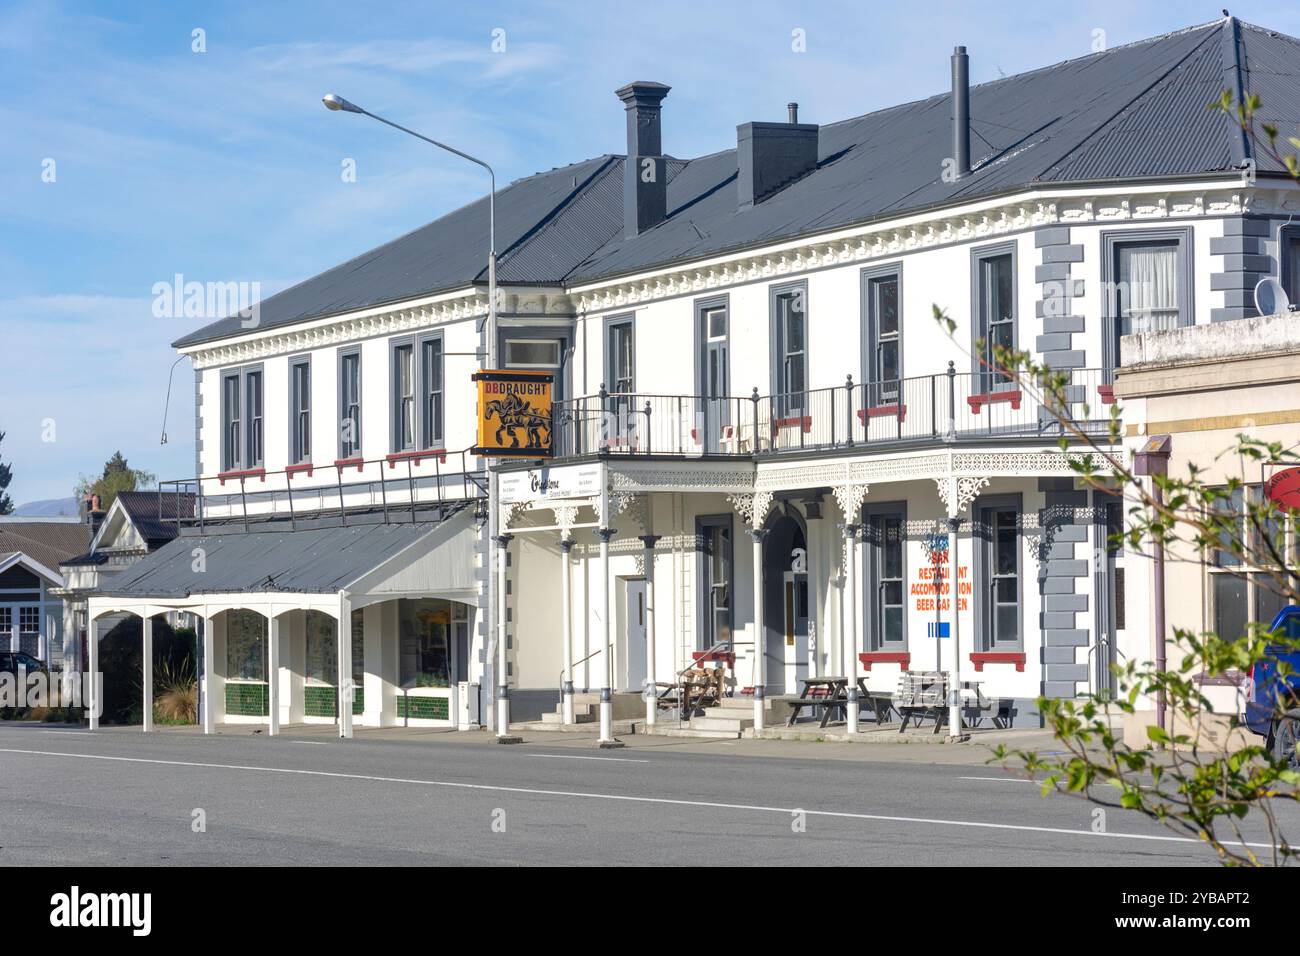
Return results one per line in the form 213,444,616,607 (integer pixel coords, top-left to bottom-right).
12,497,79,517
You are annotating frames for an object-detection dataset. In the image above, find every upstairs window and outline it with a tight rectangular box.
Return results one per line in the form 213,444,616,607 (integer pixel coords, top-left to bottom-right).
220,365,263,471
606,318,635,394
1102,228,1192,377
974,247,1015,391
244,369,263,468
772,284,807,415
339,349,362,459
221,371,241,471
863,266,902,406
392,342,415,452
290,358,311,464
422,336,444,448
1117,241,1180,334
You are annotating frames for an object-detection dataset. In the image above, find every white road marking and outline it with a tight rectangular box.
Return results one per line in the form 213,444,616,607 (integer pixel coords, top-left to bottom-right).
30,730,96,736
526,753,650,763
958,776,1036,783
0,746,1248,850
290,741,331,746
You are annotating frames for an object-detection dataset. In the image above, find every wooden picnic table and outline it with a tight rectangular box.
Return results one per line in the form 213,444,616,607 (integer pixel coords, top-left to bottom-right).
785,676,848,727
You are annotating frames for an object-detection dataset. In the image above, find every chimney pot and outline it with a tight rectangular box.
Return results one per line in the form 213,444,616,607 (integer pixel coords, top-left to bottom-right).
788,102,799,124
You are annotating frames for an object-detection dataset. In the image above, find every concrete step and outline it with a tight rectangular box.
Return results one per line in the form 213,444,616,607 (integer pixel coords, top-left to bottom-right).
692,715,754,732
541,711,596,725
509,718,638,735
645,726,741,740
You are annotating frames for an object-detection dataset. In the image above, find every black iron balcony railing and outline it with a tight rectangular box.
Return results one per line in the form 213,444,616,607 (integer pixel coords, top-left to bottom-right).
553,365,1116,459
159,448,487,531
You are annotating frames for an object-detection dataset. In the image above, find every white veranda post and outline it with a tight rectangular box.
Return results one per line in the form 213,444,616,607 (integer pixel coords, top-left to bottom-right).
141,615,153,733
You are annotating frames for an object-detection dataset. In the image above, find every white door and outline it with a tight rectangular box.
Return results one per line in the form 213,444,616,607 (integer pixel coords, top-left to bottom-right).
781,571,809,692
624,579,647,693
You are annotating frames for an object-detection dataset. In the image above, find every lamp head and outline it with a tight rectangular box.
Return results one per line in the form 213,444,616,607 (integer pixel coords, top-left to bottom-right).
322,93,363,114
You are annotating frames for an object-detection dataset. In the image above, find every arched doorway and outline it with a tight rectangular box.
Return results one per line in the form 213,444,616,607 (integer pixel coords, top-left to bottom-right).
762,507,808,695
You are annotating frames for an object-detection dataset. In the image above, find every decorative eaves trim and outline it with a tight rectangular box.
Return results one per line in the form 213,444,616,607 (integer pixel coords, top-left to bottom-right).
571,183,1293,316
183,288,575,370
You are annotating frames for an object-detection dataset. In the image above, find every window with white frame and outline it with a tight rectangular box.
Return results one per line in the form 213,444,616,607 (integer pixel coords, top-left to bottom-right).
1208,484,1294,642
392,342,415,452
863,267,901,406
772,285,807,415
290,357,311,464
606,319,634,394
225,609,265,682
222,371,241,470
245,369,263,467
339,349,362,459
974,250,1015,391
864,506,906,651
220,365,263,471
390,334,445,453
422,335,444,448
1117,241,1181,335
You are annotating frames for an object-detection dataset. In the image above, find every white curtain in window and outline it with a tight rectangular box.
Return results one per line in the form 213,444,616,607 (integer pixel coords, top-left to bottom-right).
1119,243,1179,333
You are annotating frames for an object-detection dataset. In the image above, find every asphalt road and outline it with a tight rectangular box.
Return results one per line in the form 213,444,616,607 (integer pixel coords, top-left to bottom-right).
0,723,1290,866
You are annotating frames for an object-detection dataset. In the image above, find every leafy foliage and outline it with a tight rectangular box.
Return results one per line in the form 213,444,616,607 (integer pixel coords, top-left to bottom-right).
927,92,1300,863
74,450,156,511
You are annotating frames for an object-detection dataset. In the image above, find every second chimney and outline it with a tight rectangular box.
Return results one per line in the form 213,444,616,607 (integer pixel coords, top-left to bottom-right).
736,105,819,209
951,46,971,178
615,81,671,238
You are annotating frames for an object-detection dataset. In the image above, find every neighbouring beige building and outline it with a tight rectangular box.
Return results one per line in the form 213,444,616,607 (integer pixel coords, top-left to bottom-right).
1115,312,1300,748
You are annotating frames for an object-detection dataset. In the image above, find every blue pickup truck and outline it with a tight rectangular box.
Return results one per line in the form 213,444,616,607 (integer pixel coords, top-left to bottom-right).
1243,605,1300,768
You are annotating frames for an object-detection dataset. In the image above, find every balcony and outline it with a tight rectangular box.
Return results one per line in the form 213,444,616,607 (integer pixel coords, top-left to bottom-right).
552,366,1117,460
160,450,487,531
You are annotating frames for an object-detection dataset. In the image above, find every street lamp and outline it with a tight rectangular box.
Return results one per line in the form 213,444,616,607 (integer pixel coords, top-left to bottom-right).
322,93,510,738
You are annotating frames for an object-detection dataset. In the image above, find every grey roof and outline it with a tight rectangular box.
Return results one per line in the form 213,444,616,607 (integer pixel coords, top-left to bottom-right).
0,522,93,574
97,520,445,598
114,491,194,548
173,17,1297,349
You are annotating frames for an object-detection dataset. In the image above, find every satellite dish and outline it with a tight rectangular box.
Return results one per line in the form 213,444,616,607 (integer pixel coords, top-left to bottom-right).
1254,276,1291,316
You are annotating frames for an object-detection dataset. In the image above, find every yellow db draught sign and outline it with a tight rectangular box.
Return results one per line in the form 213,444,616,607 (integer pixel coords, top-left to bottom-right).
472,369,553,458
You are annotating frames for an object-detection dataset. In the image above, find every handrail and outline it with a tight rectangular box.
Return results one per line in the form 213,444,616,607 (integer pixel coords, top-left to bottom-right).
556,644,611,711
159,446,487,529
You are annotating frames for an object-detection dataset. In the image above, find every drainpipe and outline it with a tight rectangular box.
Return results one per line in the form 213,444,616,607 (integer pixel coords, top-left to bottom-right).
1152,481,1167,732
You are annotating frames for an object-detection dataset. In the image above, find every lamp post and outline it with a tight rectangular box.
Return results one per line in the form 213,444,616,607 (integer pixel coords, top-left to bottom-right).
322,93,508,736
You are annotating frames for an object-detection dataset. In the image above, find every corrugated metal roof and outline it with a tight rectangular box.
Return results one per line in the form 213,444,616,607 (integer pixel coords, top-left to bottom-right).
97,520,446,598
172,155,618,347
115,491,194,548
173,17,1293,349
0,522,93,574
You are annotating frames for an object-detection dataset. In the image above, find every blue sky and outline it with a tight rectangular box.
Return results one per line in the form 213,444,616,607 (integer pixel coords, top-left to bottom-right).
2,0,1298,504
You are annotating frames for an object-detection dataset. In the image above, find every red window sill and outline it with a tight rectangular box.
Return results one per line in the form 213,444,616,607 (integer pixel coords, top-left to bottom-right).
286,463,314,479
967,389,1022,414
859,651,911,671
969,651,1026,672
692,650,735,669
385,449,447,468
1098,384,1116,405
856,404,907,424
772,415,812,432
333,457,364,471
217,467,265,486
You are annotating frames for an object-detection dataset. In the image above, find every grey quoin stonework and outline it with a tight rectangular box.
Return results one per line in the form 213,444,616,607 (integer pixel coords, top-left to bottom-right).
1034,226,1086,370
1210,216,1283,323
1037,477,1089,699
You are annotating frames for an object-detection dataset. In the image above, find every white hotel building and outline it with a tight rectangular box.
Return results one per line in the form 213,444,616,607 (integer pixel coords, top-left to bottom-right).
87,17,1300,736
